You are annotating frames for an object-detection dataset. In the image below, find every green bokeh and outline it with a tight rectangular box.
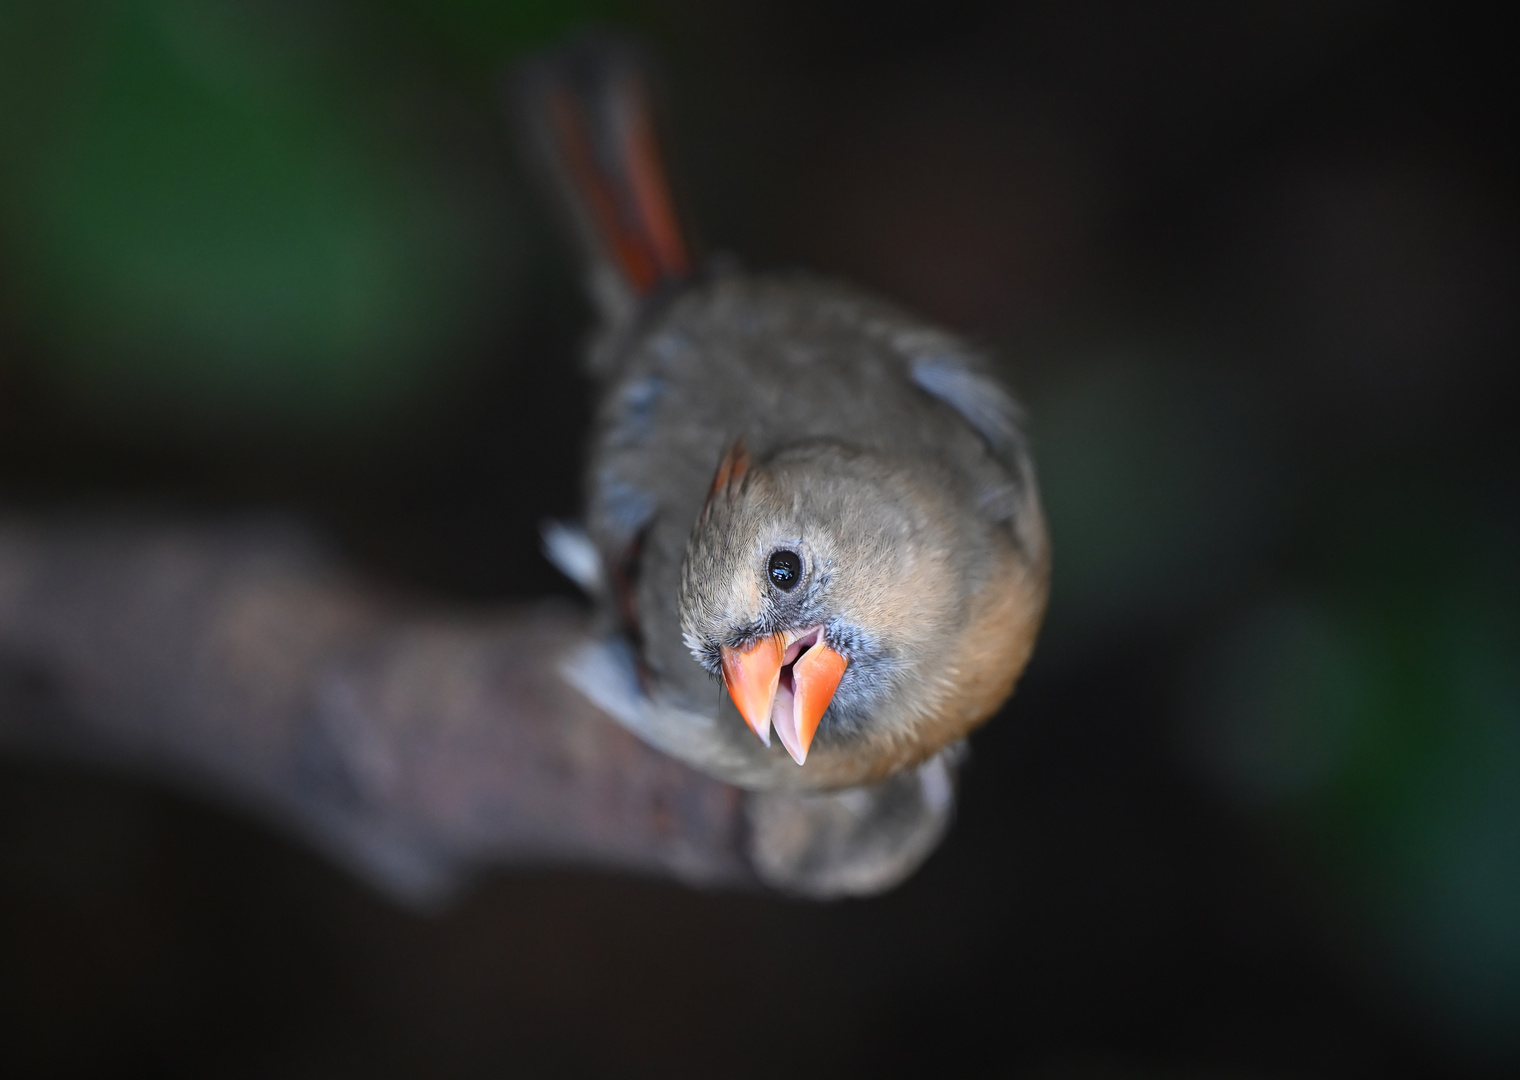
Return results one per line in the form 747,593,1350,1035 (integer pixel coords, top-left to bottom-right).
1184,508,1520,1055
0,0,616,429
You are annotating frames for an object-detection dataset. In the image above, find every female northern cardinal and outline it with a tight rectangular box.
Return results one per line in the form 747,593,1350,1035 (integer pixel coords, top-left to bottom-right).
518,41,1048,796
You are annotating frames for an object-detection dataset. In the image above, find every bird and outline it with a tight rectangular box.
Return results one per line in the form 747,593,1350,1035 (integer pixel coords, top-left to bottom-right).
516,39,1049,798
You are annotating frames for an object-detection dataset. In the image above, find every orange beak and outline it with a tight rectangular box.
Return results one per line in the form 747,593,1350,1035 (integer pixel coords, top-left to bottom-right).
719,628,848,765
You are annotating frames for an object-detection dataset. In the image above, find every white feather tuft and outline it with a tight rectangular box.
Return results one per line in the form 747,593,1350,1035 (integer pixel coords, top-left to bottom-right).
541,521,604,595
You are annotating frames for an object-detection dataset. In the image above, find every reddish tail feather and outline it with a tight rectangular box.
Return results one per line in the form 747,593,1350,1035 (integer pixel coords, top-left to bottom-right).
516,40,693,313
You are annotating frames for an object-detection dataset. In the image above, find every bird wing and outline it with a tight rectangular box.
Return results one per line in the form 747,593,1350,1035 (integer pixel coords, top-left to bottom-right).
909,350,1046,560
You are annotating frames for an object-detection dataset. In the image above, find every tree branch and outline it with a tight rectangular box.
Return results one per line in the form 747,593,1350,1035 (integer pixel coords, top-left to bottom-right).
0,515,750,904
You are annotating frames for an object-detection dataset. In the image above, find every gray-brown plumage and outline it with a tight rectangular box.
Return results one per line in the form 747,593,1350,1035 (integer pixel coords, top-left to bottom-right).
518,41,1048,801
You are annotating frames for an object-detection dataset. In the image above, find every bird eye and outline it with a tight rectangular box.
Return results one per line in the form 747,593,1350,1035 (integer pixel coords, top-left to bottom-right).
767,550,802,591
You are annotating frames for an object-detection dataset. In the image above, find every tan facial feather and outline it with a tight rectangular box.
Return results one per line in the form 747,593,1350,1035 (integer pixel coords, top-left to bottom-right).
677,442,1049,792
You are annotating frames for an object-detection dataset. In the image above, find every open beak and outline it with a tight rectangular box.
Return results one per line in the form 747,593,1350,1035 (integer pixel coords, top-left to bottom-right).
719,628,847,765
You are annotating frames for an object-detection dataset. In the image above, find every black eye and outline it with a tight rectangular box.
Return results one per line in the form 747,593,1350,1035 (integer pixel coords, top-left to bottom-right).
767,550,802,591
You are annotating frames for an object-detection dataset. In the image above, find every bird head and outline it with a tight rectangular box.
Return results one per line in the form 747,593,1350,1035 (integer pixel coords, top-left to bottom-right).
678,438,993,769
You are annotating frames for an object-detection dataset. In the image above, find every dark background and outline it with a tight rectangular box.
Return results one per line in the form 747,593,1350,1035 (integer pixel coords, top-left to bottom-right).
2,1,1517,1075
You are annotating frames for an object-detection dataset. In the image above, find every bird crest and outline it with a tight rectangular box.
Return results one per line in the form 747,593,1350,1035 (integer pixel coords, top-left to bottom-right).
700,438,751,521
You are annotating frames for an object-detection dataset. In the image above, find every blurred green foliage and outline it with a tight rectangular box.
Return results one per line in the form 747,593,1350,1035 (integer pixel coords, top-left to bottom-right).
0,0,617,429
1034,347,1520,1057
1185,498,1520,1056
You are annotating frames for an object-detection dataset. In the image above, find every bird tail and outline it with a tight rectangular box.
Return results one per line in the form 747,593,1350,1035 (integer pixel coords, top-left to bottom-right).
512,37,695,327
